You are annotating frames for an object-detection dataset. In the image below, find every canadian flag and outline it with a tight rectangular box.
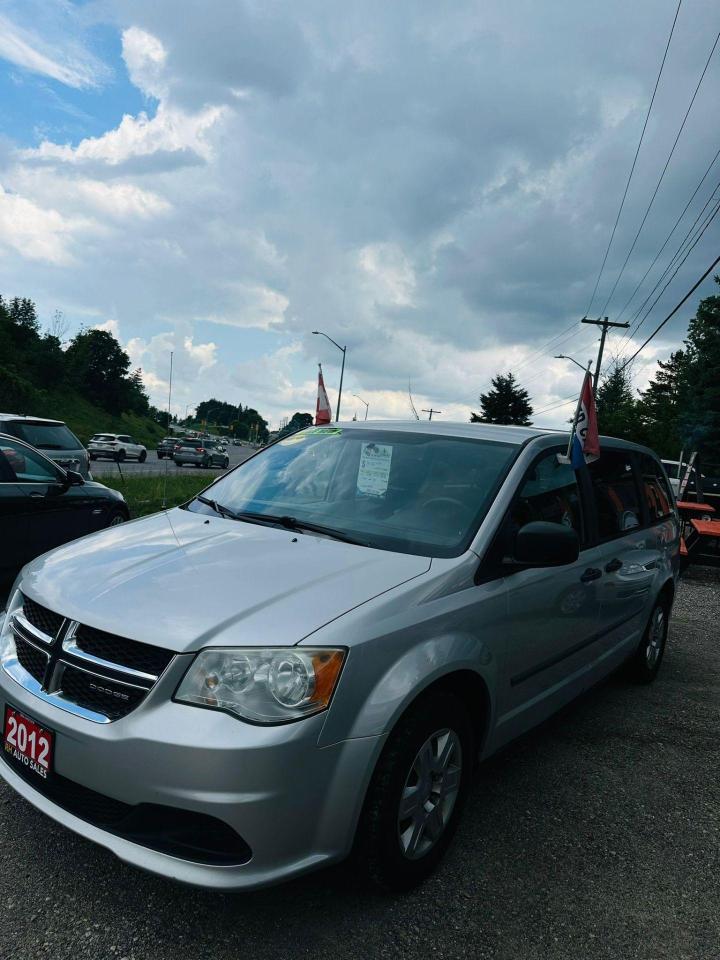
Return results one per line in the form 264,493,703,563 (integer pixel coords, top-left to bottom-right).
315,364,332,425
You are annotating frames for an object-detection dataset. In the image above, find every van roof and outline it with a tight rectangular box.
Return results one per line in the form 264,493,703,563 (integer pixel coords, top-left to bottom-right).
326,420,653,453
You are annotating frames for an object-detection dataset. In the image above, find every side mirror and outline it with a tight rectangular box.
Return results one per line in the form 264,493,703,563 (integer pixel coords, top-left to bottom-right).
64,469,85,486
513,521,579,567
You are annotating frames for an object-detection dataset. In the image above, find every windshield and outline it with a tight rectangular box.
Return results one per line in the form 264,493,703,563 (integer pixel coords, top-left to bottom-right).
10,421,82,451
186,427,517,557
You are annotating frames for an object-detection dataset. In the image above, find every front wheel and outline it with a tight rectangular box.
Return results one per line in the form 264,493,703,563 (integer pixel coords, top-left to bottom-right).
223,458,229,469
156,452,163,460
105,509,127,527
138,450,147,463
353,689,473,892
628,596,670,683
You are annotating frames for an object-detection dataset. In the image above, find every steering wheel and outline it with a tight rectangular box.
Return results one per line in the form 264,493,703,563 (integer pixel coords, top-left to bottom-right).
421,497,466,513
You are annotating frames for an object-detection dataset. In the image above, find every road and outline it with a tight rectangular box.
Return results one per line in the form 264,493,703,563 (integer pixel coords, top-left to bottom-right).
90,444,256,478
0,568,718,960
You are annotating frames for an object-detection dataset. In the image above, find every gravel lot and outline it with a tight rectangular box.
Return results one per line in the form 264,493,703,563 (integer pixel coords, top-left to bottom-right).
90,444,255,478
1,568,718,960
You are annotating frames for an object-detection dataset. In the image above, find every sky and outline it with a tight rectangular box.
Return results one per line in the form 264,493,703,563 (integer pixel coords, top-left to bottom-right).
0,0,718,430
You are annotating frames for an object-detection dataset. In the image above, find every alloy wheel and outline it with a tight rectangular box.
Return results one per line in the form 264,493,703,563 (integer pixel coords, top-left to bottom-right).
397,728,462,860
646,606,665,669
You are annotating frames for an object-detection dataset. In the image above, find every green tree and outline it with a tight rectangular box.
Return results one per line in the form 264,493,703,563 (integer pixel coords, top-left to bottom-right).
681,277,720,462
278,412,313,437
596,361,640,442
65,328,133,414
471,372,533,425
637,350,691,457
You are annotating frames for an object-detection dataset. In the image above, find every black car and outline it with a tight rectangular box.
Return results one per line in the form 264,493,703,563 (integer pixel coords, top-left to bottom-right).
0,433,129,591
156,437,179,459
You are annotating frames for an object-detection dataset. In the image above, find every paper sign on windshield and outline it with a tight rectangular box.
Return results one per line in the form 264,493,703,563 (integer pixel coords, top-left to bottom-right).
357,443,393,497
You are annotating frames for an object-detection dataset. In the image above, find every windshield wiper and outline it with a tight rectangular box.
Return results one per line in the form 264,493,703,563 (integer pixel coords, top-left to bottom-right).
196,500,369,546
224,510,370,546
196,495,240,521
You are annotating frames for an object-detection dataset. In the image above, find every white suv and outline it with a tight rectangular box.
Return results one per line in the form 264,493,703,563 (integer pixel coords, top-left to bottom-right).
88,433,147,463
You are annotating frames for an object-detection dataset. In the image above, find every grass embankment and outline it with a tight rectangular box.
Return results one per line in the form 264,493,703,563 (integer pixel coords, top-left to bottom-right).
100,473,219,518
15,388,168,448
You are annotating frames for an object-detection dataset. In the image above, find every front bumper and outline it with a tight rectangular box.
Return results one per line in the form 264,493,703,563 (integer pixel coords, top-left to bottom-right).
0,659,383,890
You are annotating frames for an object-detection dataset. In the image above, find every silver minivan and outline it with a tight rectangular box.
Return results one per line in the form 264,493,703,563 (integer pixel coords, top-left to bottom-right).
0,422,679,891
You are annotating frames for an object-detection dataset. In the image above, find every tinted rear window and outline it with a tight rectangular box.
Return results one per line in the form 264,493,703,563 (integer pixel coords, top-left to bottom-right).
92,434,117,442
9,422,81,451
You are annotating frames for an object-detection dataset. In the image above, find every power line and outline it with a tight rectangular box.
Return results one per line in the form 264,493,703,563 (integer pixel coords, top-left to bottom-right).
585,0,683,317
533,394,579,417
618,182,720,352
599,28,720,316
619,251,720,370
614,143,720,325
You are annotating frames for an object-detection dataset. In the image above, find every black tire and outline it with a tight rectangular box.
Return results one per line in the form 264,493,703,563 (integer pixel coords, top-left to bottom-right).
89,454,96,461
353,689,473,893
223,458,229,469
115,449,126,462
156,452,163,460
627,594,670,684
138,450,147,463
105,509,127,528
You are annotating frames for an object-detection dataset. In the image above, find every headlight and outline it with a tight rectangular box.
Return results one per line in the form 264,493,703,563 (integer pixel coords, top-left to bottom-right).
174,647,346,724
0,588,22,665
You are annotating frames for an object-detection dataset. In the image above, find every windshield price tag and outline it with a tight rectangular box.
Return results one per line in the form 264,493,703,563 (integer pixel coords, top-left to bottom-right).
357,443,393,497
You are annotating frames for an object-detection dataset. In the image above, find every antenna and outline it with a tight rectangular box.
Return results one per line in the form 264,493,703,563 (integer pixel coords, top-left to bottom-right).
408,379,420,420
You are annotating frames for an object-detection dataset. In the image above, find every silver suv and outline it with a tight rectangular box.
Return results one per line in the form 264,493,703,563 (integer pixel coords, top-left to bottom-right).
0,422,679,892
0,414,89,478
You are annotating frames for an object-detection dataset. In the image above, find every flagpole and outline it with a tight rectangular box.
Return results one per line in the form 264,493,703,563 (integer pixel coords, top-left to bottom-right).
566,361,593,461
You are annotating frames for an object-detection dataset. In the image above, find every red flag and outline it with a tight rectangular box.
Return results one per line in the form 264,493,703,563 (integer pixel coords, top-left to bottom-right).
315,364,332,425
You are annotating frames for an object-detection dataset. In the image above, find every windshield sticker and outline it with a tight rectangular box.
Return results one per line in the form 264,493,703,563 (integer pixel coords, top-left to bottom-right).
357,442,393,497
306,426,343,436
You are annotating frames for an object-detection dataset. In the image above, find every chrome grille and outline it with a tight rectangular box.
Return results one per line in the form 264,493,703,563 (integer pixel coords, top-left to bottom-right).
2,598,175,723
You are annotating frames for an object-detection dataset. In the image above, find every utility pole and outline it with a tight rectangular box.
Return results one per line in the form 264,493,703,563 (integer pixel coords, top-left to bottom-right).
422,408,442,421
581,316,630,394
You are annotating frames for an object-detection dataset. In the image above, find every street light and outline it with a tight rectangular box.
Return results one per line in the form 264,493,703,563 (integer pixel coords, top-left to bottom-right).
312,330,346,421
555,355,593,374
353,394,369,420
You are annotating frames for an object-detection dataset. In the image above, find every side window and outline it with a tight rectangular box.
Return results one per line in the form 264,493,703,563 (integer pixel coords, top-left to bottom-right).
0,440,60,483
588,452,641,539
509,452,585,542
639,455,674,521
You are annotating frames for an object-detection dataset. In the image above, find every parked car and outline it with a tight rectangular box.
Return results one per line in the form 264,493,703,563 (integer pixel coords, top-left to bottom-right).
156,437,178,459
0,433,128,591
232,438,242,446
173,437,230,469
88,434,147,463
0,414,90,479
0,423,678,892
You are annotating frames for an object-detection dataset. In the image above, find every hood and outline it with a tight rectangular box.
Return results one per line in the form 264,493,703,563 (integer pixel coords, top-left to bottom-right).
20,509,431,652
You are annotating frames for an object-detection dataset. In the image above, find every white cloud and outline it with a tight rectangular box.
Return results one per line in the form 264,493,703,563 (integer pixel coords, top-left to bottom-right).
121,27,168,99
92,318,120,337
0,184,89,264
202,285,289,330
358,243,416,307
0,13,107,89
183,336,217,371
22,104,225,169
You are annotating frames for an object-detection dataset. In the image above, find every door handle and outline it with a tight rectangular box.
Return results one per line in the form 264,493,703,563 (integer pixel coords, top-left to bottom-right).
605,558,623,573
580,567,602,583
29,491,44,498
